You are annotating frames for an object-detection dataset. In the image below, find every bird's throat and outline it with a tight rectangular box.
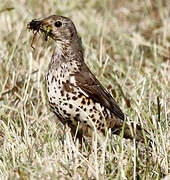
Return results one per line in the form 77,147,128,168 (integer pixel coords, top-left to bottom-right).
54,40,83,62
49,41,83,71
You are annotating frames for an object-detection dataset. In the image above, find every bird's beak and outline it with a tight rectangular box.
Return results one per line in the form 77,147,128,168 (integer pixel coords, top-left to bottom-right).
41,26,52,41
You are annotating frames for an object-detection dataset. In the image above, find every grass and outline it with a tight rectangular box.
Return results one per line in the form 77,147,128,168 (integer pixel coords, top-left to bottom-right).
0,0,169,179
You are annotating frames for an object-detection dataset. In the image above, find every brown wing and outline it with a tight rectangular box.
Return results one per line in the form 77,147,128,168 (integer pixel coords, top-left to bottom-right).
74,63,124,120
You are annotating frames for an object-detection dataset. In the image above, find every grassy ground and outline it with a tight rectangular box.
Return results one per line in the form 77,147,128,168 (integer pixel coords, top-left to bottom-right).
0,0,169,179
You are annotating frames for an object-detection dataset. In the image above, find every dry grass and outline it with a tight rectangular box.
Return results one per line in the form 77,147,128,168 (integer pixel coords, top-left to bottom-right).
0,0,169,179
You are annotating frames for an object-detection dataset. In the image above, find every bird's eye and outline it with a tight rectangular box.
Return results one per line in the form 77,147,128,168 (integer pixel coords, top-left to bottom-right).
54,21,62,27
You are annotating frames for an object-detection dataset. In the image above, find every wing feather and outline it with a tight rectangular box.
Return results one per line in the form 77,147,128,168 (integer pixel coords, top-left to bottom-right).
74,63,124,120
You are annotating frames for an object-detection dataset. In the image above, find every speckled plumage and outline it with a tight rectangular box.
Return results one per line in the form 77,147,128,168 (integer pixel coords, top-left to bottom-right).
28,15,145,141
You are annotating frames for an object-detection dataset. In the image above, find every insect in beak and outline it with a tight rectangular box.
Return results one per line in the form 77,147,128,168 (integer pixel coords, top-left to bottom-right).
44,27,52,41
27,19,42,49
27,19,52,49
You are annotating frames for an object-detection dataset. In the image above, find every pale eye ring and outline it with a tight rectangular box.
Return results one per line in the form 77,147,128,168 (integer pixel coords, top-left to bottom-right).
54,21,62,27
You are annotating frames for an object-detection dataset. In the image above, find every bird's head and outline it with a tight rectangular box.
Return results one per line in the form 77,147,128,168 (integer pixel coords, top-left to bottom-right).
28,15,79,46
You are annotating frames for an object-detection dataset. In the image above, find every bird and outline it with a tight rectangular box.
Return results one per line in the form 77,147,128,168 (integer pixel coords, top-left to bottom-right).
27,15,146,142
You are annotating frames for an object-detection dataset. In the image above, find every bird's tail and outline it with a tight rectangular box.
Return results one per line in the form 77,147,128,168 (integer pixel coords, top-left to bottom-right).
111,118,150,144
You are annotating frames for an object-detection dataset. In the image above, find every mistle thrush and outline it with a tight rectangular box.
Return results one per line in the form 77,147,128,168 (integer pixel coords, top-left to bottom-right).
27,15,146,142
